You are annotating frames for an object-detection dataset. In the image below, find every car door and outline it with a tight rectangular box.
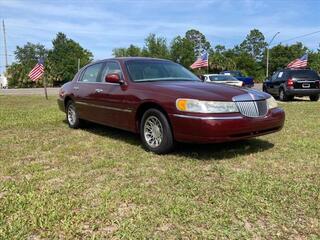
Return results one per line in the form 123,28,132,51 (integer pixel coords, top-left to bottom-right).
273,71,284,95
267,72,278,95
91,61,134,130
73,62,105,122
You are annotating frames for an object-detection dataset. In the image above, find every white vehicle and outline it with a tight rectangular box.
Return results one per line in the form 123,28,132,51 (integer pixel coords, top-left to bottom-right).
0,74,8,89
203,74,244,87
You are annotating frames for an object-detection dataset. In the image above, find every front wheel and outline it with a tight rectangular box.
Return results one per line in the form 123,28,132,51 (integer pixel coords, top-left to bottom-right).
66,101,82,129
310,95,319,101
140,109,174,154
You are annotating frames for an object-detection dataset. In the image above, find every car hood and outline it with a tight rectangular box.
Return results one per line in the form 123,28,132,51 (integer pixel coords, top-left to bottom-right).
142,81,269,101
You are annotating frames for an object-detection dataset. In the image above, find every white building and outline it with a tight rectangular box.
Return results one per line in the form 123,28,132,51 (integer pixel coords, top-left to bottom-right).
0,74,8,88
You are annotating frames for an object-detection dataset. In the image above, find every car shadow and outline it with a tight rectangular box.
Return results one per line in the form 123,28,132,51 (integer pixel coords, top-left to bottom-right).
172,139,274,161
277,97,311,102
71,120,275,161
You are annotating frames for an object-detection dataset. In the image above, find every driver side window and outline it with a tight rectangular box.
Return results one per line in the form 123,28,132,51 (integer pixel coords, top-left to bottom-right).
101,61,123,81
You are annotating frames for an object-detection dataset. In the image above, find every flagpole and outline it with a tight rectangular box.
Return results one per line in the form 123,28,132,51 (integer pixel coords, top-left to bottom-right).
41,57,48,100
43,77,48,100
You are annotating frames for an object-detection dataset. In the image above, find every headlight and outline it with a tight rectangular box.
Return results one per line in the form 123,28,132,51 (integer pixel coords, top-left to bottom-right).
176,98,239,113
266,96,278,109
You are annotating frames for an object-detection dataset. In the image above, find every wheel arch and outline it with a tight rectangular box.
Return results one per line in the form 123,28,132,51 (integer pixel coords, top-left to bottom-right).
64,96,74,111
135,101,173,134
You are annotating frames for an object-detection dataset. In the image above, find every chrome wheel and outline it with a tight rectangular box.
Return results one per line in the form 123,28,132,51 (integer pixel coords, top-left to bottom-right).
67,104,76,126
144,116,163,148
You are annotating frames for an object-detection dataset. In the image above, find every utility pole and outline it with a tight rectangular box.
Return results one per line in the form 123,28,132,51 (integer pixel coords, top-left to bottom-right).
2,20,8,71
266,32,280,77
77,58,80,71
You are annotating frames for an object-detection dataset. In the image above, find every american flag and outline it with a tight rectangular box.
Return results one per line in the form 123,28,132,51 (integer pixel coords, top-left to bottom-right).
190,52,209,69
287,54,308,69
28,58,45,81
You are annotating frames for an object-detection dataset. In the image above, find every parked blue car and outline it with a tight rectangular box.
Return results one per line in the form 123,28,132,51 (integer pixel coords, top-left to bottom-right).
221,71,254,88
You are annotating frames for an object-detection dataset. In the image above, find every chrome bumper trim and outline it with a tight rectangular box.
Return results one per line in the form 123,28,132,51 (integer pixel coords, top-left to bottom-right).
173,114,243,120
76,101,132,113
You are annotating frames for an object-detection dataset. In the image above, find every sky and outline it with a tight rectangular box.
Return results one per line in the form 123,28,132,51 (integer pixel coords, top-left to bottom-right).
0,0,320,73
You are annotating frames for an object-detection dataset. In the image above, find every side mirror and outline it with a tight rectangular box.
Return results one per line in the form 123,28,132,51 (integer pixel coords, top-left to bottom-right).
105,73,123,84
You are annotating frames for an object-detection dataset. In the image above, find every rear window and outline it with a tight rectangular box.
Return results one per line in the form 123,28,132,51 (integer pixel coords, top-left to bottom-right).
209,75,238,81
290,70,319,80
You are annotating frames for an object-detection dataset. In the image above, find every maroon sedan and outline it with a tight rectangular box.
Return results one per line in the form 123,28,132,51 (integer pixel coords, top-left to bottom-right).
58,57,285,154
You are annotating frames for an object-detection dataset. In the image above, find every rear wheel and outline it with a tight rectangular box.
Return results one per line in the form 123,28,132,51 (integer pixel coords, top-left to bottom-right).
310,95,319,101
66,101,82,128
140,109,174,154
262,85,268,93
279,88,292,101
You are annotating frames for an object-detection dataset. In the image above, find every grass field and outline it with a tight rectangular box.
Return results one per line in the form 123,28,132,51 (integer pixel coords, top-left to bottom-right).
0,95,319,239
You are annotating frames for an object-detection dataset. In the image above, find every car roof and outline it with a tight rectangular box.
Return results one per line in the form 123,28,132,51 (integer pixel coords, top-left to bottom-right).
92,57,172,63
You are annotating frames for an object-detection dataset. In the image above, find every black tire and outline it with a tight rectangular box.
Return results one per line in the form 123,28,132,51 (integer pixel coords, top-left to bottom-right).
279,88,292,101
140,109,174,154
66,101,82,129
309,95,319,101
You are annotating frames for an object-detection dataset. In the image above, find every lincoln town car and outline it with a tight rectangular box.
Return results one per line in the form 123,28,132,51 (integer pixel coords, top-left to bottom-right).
57,57,285,154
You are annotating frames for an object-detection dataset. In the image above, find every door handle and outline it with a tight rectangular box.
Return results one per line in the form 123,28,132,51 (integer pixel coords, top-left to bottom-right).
95,89,103,93
73,86,79,90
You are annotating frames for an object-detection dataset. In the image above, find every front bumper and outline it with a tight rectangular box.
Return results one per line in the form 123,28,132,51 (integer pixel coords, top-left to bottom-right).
286,88,320,96
169,108,285,143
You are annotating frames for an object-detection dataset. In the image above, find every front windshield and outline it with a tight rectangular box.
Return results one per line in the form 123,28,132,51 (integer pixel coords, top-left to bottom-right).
125,60,200,82
209,75,238,81
224,71,241,77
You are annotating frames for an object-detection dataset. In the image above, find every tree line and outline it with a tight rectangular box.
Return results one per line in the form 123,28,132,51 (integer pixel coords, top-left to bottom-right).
113,29,320,81
5,29,320,88
6,33,93,88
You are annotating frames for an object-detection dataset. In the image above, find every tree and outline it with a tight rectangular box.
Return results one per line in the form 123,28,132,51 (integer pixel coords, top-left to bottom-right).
238,29,267,61
48,32,93,84
185,29,211,57
266,42,308,74
6,43,49,88
112,47,128,57
209,45,236,72
308,45,320,73
142,34,170,59
170,36,195,68
15,42,48,65
112,44,142,57
126,44,142,57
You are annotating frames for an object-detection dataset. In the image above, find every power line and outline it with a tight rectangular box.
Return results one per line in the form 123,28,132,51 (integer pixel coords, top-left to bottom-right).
275,30,320,45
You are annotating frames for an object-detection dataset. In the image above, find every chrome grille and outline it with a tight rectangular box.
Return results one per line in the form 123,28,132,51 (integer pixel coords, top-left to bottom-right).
235,100,268,117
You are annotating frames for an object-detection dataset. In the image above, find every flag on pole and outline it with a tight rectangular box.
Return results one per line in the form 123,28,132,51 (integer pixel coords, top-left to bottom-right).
287,54,308,69
28,58,45,81
190,52,209,69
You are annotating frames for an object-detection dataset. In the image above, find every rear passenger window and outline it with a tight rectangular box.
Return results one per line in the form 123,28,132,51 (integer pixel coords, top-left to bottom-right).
80,63,103,82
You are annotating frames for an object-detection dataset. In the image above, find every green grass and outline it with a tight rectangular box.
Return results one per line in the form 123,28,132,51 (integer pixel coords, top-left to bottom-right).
0,95,319,239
